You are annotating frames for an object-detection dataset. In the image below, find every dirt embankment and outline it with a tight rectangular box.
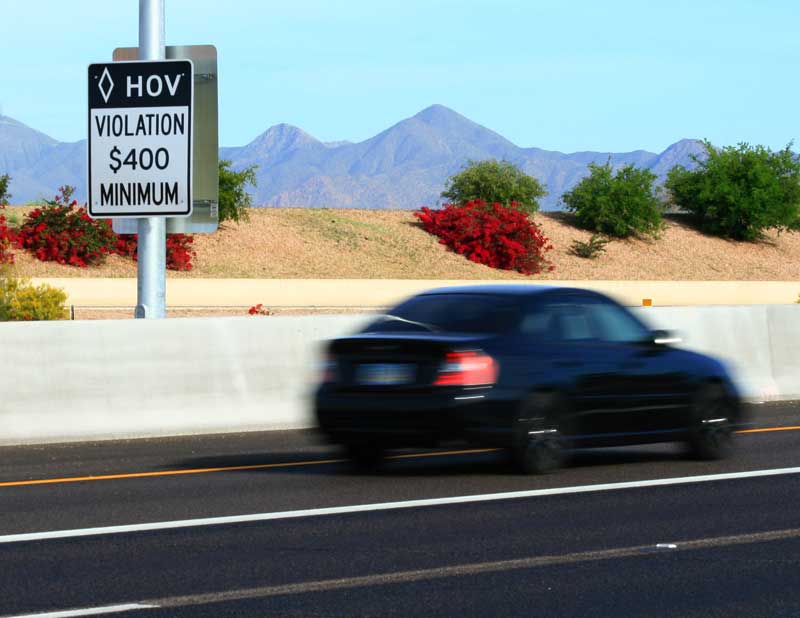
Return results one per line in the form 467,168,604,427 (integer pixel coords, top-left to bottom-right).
3,207,800,281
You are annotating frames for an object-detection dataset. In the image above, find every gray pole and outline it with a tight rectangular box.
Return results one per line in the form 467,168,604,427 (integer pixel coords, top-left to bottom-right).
135,0,167,319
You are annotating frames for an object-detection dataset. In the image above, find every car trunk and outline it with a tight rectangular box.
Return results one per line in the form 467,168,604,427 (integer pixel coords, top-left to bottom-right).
328,333,491,392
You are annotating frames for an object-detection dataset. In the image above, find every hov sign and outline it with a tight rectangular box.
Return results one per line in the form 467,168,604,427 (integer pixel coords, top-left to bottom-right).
88,60,193,218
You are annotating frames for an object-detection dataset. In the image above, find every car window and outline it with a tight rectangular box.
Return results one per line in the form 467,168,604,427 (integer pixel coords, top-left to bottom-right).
519,309,556,338
520,301,596,342
559,306,595,340
587,300,650,343
363,294,522,334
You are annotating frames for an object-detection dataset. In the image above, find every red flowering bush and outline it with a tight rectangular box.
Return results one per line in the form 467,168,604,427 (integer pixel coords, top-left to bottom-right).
248,303,273,316
17,186,196,271
112,234,138,260
16,187,115,267
114,232,196,271
0,205,14,265
166,234,195,271
415,200,554,275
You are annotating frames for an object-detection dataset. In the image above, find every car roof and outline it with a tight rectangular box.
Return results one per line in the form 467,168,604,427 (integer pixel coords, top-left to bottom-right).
418,284,592,298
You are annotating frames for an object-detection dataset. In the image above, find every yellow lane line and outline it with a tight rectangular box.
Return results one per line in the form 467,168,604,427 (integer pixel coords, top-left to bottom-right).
0,448,501,489
389,448,498,460
0,458,347,488
0,426,797,489
737,425,800,434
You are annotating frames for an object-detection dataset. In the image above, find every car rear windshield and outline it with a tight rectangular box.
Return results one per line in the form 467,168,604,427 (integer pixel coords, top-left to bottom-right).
364,294,522,334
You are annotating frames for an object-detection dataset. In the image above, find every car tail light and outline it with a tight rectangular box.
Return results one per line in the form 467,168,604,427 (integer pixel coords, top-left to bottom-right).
434,350,497,386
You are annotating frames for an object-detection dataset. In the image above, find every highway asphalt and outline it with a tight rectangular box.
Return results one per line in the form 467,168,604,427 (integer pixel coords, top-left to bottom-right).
1,400,800,617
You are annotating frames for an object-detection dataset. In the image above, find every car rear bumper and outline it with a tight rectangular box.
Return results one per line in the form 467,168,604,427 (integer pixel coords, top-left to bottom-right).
314,387,516,447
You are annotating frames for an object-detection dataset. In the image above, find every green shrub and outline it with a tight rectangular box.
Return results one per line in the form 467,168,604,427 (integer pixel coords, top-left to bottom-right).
569,234,609,259
219,160,257,224
0,173,10,204
0,275,68,321
665,141,800,241
561,160,663,238
441,160,546,215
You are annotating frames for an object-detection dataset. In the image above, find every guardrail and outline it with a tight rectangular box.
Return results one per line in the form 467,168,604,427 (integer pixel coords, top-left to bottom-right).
0,305,798,446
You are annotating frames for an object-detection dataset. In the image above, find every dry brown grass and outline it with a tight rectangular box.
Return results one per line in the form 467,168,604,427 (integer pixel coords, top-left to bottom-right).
4,206,800,281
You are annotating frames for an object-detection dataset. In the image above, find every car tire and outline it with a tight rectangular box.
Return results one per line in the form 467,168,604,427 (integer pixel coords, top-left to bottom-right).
345,443,386,473
512,393,565,475
686,383,734,460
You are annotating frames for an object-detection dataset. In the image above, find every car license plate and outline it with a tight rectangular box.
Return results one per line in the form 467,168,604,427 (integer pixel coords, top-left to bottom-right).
355,363,415,386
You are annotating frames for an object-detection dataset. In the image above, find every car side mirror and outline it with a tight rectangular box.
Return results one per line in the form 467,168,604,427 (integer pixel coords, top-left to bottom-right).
648,329,682,346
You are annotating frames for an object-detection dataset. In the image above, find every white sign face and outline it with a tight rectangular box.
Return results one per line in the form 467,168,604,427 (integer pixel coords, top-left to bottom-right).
87,60,193,218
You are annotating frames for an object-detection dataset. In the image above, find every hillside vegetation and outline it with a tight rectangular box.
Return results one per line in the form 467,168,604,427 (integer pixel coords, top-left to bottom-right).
3,207,799,280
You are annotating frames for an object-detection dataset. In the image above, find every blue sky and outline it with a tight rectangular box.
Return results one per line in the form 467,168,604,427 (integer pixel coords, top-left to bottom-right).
1,0,798,153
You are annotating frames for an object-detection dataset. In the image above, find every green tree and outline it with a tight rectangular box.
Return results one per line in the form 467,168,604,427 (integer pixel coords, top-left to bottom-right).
0,173,10,205
441,159,546,215
666,141,800,241
218,160,257,224
561,160,663,238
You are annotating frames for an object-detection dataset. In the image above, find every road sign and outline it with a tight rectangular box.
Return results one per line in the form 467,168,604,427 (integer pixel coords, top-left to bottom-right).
111,45,218,234
88,60,194,218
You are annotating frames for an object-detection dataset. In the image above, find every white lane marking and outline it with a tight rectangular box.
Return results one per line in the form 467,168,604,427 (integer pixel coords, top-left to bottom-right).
34,528,800,613
4,604,158,618
8,528,800,617
2,466,800,545
145,527,800,608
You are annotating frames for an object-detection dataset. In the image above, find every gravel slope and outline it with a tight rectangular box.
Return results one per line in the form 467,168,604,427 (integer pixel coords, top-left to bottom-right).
3,208,800,281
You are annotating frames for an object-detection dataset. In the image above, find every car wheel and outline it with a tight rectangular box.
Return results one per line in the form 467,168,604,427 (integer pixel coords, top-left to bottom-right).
686,384,733,460
345,443,386,473
512,393,565,475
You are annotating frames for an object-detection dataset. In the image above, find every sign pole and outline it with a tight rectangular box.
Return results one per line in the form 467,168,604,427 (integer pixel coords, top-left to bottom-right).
136,0,167,319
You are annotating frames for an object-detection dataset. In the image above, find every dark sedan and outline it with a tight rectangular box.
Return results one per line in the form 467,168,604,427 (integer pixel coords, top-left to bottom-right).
314,285,744,473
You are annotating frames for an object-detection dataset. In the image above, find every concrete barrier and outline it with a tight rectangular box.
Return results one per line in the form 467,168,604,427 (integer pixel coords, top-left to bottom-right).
632,306,783,402
0,315,367,446
1,305,798,446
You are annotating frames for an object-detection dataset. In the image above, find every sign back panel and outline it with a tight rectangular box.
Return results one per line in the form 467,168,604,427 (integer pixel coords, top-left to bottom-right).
88,60,193,218
111,45,218,234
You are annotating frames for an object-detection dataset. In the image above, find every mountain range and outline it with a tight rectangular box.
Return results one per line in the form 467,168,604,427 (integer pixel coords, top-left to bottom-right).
1,105,704,210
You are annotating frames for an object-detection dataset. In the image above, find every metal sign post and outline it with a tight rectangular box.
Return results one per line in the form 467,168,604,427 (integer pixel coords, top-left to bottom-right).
88,1,195,318
137,0,167,319
89,1,205,318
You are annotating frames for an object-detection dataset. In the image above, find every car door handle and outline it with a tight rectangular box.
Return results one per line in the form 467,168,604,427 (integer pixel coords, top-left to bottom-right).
620,361,644,370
